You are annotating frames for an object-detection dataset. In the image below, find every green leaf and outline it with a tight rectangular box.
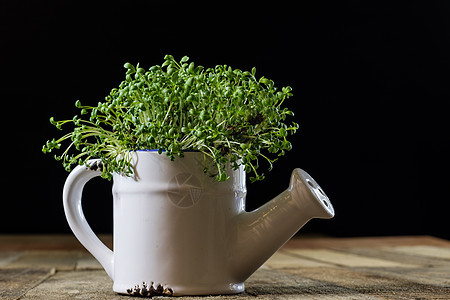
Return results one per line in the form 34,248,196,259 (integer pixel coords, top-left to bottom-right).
181,56,189,63
188,62,195,74
199,110,206,120
285,110,294,116
164,54,174,61
185,77,193,87
217,172,228,181
259,77,269,85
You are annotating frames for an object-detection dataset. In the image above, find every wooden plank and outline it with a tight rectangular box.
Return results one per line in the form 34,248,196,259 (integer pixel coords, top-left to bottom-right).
286,266,450,299
19,270,119,300
3,251,83,271
386,245,450,260
357,266,450,288
339,246,450,267
0,253,22,268
0,268,55,300
1,251,103,272
0,235,112,251
336,246,450,287
284,249,416,268
283,235,450,249
245,268,383,299
263,250,332,269
75,253,102,270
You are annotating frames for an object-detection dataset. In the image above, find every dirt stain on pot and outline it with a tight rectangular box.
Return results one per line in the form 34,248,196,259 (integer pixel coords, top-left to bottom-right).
126,282,173,298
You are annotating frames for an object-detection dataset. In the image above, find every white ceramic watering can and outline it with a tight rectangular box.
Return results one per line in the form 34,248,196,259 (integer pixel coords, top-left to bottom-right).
63,151,334,296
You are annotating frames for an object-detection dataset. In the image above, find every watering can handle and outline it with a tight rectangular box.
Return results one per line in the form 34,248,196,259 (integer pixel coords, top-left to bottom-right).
63,159,114,279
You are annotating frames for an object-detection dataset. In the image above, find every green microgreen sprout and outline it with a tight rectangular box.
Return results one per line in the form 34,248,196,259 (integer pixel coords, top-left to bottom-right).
43,55,299,182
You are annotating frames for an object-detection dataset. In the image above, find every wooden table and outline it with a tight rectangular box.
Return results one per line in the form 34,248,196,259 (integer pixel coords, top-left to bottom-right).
1,235,449,299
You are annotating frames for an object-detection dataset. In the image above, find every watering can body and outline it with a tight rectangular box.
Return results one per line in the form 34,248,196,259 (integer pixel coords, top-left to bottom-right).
63,151,334,296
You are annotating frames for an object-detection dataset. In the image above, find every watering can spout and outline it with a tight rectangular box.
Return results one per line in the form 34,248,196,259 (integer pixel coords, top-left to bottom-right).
231,168,334,282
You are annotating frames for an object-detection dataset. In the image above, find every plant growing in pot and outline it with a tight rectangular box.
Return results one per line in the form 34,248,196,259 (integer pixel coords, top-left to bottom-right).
43,55,334,297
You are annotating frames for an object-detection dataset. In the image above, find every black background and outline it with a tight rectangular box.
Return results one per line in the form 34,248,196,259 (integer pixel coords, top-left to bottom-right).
2,1,449,239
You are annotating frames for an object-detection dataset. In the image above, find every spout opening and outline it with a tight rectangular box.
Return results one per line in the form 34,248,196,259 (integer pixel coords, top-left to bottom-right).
306,178,334,218
291,169,335,219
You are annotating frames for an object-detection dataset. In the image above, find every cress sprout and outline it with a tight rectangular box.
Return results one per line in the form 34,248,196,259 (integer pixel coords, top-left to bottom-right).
43,55,299,182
